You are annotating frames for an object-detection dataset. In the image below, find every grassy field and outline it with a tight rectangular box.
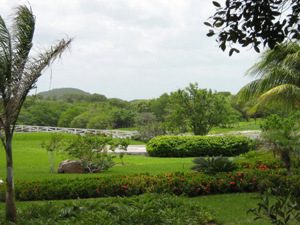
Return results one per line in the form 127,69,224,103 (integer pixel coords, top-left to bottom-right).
0,133,193,181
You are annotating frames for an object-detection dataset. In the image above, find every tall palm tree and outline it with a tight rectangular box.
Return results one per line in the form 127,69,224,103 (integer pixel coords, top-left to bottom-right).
238,41,300,113
0,5,72,223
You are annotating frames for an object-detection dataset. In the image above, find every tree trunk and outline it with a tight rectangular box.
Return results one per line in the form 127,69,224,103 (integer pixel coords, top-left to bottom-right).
5,134,17,223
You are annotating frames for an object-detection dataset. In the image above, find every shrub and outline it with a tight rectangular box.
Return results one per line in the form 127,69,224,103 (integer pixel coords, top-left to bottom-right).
0,194,214,225
146,135,253,157
190,155,239,175
63,133,129,173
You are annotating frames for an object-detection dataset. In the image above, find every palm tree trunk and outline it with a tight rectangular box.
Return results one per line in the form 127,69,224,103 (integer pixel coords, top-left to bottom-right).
5,134,17,223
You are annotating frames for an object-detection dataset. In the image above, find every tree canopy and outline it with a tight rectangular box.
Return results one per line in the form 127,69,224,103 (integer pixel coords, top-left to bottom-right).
206,0,300,55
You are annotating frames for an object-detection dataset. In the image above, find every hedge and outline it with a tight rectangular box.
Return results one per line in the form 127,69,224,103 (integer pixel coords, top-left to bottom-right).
0,163,299,201
146,135,253,157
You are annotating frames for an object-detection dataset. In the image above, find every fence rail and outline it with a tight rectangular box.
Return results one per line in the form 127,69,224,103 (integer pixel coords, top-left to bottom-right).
14,125,138,138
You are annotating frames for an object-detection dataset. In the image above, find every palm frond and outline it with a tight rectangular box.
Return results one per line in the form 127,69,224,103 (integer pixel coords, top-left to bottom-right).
248,84,300,114
11,5,35,79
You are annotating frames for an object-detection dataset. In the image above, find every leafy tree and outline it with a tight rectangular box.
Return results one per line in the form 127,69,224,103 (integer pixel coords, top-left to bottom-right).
131,100,152,113
87,114,113,130
206,0,300,55
70,112,91,128
0,5,72,223
150,93,169,122
19,100,68,126
58,106,86,127
86,93,107,103
110,108,135,128
135,112,166,141
167,83,228,135
238,42,300,114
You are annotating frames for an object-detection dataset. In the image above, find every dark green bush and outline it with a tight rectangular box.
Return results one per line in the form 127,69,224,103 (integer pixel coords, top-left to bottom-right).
146,135,253,157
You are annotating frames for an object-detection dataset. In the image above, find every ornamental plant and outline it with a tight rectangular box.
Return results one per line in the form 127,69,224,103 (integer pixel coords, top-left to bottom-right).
190,155,239,175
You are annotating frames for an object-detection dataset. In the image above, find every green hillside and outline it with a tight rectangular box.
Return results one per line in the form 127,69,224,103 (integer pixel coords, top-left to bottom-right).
37,88,91,98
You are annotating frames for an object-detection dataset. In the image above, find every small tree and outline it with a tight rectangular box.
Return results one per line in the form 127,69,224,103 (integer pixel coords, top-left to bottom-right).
0,5,72,223
41,133,63,173
167,83,228,135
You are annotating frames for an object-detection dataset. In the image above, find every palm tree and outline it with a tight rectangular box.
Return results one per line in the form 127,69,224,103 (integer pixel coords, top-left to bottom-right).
0,5,72,223
238,41,300,113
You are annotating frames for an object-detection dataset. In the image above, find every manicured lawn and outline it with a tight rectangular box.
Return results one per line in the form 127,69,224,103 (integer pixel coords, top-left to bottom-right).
0,133,192,181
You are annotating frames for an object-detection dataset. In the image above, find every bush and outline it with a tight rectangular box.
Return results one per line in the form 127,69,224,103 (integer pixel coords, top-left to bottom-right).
1,164,300,202
146,135,253,157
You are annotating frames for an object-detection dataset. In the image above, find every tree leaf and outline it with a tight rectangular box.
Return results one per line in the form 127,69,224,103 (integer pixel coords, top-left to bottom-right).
212,1,221,7
204,22,212,27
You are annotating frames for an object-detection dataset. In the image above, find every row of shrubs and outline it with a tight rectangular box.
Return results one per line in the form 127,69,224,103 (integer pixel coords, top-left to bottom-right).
146,135,254,157
1,163,299,201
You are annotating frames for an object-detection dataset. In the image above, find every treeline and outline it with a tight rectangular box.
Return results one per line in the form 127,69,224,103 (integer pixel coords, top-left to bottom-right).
18,83,288,135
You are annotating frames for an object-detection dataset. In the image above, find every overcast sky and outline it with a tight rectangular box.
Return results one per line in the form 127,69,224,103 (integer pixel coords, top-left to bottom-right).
0,0,261,101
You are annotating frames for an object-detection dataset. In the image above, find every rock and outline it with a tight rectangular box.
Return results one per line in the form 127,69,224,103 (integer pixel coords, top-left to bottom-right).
57,160,85,174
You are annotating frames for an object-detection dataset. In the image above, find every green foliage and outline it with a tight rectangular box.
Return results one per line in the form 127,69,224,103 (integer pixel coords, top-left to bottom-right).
207,0,300,54
41,133,63,173
38,88,91,99
58,107,86,127
167,83,230,135
0,194,214,225
248,189,300,225
146,135,253,157
260,114,300,175
135,112,166,142
190,155,239,175
64,133,115,173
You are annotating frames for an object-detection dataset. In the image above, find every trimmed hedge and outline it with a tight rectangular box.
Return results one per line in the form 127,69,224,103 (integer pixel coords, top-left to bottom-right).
146,135,253,157
0,165,299,201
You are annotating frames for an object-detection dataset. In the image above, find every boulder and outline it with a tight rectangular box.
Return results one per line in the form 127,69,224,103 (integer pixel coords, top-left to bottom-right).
57,160,85,174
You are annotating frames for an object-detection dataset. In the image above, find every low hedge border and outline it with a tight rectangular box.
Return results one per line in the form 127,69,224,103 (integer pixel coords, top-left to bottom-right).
146,135,254,157
1,165,299,201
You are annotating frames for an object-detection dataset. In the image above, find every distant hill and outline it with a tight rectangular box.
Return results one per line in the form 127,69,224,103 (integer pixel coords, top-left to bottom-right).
37,88,91,98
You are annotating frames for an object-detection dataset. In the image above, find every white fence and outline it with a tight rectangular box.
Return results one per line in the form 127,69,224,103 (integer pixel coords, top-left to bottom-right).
14,125,138,138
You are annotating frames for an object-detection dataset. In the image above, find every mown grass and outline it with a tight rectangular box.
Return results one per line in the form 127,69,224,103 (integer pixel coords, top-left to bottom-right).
209,118,262,134
0,133,192,181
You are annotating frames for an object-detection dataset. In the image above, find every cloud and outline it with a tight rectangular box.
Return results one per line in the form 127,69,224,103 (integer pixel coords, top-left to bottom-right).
0,0,260,101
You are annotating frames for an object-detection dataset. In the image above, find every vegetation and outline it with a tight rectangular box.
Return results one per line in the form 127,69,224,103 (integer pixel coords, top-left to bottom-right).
146,135,253,157
0,4,72,222
190,155,239,175
206,0,300,55
238,42,300,114
167,83,231,135
64,133,129,173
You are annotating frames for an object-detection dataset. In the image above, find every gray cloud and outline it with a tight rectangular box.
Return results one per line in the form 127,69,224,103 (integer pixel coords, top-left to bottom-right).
0,0,260,101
